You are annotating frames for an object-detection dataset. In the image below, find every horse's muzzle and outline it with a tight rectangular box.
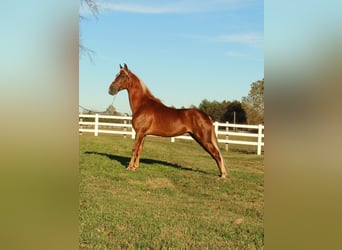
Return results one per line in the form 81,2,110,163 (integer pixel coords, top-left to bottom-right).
108,87,118,95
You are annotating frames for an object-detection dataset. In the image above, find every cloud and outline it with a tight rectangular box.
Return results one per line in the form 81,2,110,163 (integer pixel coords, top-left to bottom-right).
85,0,257,15
99,2,176,14
215,33,264,48
185,32,264,48
225,51,248,58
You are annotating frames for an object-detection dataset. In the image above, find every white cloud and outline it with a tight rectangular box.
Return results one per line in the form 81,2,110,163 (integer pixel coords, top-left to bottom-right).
88,0,257,14
225,51,248,58
186,32,264,48
215,33,264,48
99,2,176,14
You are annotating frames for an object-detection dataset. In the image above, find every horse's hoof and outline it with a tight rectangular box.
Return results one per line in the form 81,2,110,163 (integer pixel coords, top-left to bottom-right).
126,166,138,171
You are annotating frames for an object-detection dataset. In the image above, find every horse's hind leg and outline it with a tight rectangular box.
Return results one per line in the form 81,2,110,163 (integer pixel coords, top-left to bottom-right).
210,140,227,178
191,130,227,178
205,142,227,178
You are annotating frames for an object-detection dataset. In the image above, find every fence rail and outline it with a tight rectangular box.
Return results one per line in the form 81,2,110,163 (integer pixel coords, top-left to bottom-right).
79,114,264,155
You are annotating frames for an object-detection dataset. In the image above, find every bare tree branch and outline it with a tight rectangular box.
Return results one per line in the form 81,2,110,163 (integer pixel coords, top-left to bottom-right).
81,0,99,17
79,0,98,61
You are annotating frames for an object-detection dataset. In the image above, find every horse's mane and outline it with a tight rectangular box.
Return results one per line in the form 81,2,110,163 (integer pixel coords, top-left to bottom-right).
129,71,162,104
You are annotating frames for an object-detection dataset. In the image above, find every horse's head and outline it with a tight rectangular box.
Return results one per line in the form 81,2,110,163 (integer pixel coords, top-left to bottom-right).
108,64,130,95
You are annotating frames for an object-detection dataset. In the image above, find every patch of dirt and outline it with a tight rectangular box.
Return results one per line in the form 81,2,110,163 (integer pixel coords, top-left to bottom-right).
146,178,175,189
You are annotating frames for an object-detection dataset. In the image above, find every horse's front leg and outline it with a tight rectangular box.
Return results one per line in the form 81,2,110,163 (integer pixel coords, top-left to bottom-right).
127,133,145,170
134,135,145,170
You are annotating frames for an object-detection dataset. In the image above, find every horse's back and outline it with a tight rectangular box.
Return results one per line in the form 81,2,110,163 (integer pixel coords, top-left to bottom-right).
162,106,212,124
133,103,212,136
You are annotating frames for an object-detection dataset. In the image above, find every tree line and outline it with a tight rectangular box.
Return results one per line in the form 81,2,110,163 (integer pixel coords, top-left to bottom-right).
198,79,264,124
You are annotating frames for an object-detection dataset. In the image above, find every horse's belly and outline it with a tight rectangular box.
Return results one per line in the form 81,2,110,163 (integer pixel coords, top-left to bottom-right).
150,116,188,136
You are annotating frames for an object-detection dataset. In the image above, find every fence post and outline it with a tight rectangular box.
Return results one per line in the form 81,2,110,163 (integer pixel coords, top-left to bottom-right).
123,118,127,138
214,121,218,136
79,118,83,135
225,121,229,152
131,128,136,139
171,137,175,143
257,124,263,155
94,113,99,136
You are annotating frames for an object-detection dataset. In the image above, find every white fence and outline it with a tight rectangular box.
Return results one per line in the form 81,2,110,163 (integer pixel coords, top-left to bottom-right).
79,114,264,155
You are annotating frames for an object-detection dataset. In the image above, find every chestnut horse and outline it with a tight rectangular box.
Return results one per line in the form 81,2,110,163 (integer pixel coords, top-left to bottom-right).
108,64,227,178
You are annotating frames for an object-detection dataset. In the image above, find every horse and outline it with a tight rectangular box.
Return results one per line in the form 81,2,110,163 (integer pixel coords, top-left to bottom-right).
108,64,227,178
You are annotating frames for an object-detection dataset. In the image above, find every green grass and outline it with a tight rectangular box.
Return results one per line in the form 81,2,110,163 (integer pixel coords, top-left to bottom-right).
80,134,264,249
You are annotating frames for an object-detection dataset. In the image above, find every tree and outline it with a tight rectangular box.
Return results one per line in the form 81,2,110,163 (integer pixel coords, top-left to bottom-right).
198,99,228,122
221,100,247,124
105,105,119,115
242,79,264,124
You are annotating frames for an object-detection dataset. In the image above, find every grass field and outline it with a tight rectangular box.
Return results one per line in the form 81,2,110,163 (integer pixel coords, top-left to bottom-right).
80,134,264,249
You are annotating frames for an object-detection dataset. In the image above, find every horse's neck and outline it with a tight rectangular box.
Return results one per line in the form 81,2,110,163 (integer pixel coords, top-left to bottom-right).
127,73,161,114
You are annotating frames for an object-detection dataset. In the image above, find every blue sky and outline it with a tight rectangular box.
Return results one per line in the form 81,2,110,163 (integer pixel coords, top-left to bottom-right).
79,0,263,114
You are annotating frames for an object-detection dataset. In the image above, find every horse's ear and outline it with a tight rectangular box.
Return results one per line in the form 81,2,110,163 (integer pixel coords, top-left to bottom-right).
119,64,122,69
124,63,128,70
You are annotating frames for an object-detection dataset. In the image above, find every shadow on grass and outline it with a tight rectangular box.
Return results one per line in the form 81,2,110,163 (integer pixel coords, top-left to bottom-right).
84,151,213,176
229,148,259,155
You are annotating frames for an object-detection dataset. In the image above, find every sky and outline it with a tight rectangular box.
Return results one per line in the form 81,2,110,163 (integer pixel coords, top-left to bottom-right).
79,0,264,114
